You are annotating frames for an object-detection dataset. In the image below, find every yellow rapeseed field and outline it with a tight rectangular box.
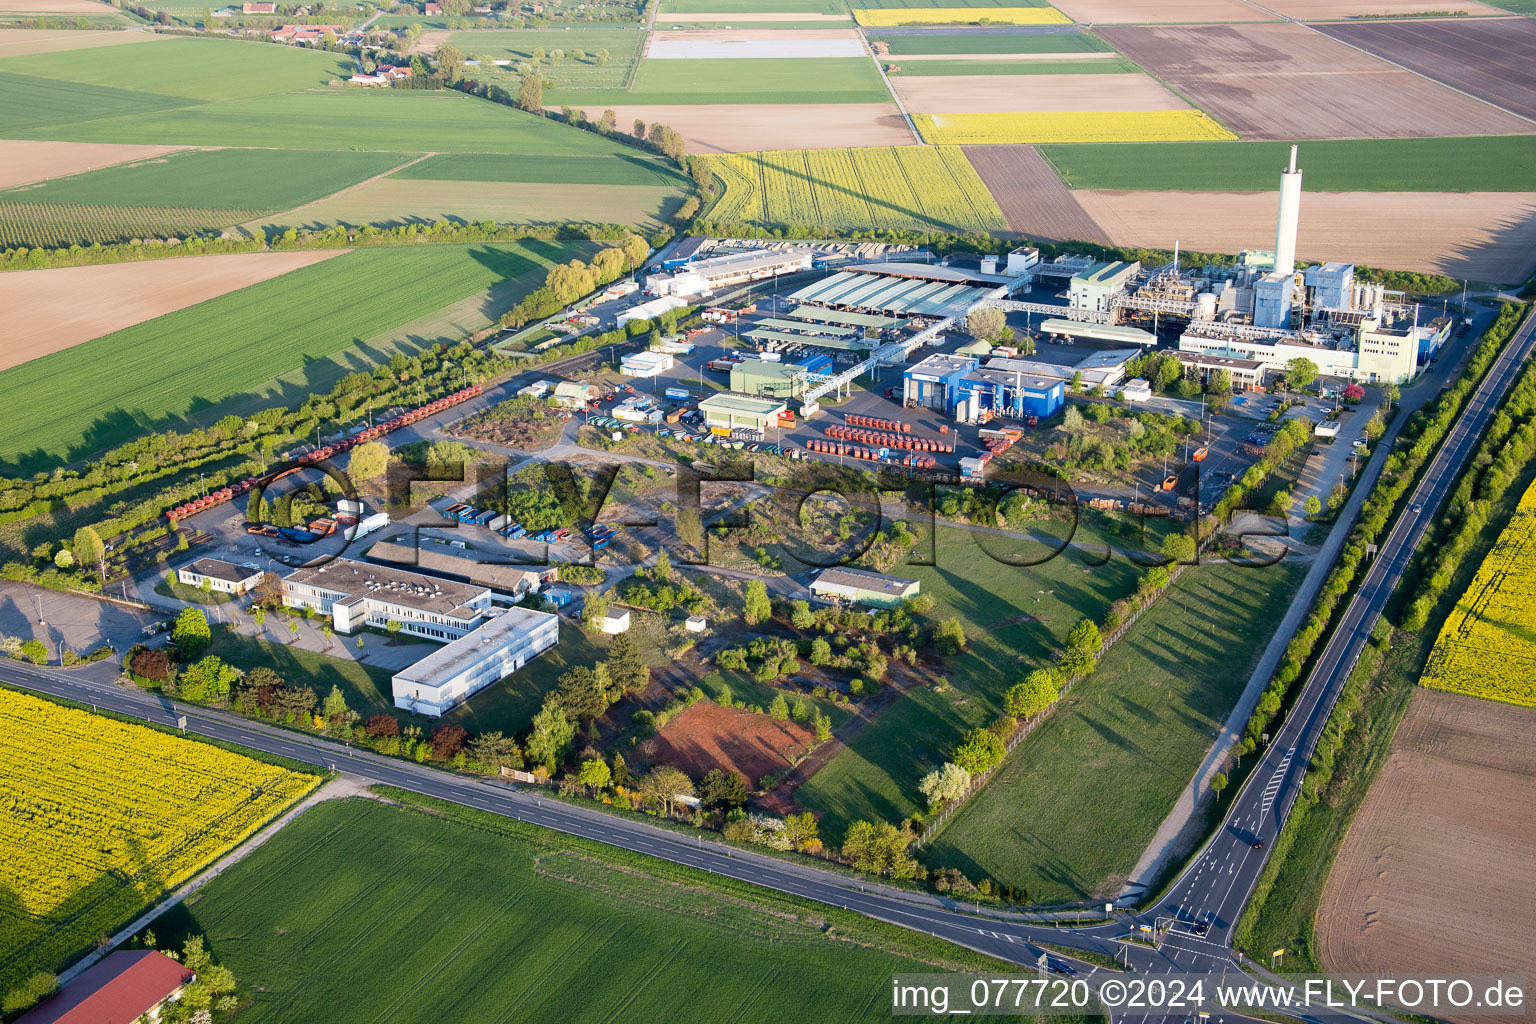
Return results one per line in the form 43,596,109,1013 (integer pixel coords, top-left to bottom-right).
853,6,1072,26
1419,479,1536,708
912,110,1239,145
0,689,319,988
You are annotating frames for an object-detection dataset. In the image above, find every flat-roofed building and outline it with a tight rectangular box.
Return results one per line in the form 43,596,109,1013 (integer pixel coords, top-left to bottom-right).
176,558,262,595
809,566,920,609
698,393,786,435
1173,350,1266,391
1069,260,1139,313
281,558,492,641
391,608,559,717
365,536,555,600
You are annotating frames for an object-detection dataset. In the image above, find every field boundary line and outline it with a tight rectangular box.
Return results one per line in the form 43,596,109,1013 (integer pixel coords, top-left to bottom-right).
851,18,921,144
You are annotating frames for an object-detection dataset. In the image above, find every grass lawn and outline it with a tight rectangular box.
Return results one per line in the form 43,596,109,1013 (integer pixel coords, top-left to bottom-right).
1040,136,1536,193
1,148,414,211
919,559,1305,903
152,794,1022,1023
0,240,585,469
11,88,644,154
210,631,398,710
448,27,643,88
795,519,1149,845
155,578,238,606
549,57,893,106
0,36,351,102
393,152,686,186
888,58,1139,75
867,30,1111,54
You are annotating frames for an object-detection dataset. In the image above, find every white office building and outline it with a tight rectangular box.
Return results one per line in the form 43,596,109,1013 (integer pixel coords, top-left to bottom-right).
177,558,263,595
392,607,560,717
281,558,493,640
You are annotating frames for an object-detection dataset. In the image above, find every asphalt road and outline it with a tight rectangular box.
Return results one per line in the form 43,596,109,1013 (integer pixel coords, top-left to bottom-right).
9,309,1532,1018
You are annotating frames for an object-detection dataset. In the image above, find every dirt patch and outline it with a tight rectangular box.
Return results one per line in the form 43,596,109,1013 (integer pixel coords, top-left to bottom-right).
1316,688,1536,1024
1314,17,1536,122
0,249,347,370
0,26,160,53
1049,0,1276,23
585,103,915,153
649,700,815,789
0,140,185,190
646,28,865,59
1073,188,1536,284
963,144,1109,243
1271,0,1504,15
898,51,1124,61
1099,22,1533,139
891,71,1187,114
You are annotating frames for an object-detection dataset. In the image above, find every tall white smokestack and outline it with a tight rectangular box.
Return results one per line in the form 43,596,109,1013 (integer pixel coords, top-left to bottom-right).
1274,145,1302,277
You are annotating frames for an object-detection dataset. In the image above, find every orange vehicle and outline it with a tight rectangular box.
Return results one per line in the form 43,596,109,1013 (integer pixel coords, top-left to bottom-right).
1161,475,1178,491
1192,445,1210,462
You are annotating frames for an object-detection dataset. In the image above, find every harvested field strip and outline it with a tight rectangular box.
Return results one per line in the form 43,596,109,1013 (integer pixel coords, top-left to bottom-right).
866,30,1111,54
0,139,184,190
1419,477,1536,707
701,146,1006,232
0,147,412,211
888,58,1141,74
892,72,1185,114
0,240,584,463
1038,136,1536,192
854,7,1072,26
0,201,259,247
963,144,1108,242
547,56,893,106
914,109,1237,144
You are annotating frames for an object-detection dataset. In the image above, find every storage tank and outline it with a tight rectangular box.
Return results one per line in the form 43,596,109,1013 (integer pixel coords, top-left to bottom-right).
1196,292,1218,320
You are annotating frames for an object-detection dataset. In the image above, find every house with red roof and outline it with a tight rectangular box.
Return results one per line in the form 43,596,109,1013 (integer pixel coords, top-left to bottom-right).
270,22,341,42
17,951,194,1024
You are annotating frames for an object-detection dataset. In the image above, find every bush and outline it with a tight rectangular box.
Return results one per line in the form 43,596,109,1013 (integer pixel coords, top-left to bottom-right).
18,639,47,665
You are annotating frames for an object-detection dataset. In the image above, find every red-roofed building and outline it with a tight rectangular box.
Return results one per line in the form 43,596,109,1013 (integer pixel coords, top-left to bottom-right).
242,1,275,12
423,1,442,12
270,21,340,41
17,951,194,1024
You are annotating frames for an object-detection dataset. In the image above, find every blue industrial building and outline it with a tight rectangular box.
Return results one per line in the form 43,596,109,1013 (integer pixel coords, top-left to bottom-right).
956,368,1065,422
903,353,1064,422
903,354,978,412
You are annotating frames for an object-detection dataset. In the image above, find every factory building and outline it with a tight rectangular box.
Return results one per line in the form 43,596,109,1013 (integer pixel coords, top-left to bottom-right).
645,248,813,298
903,353,978,412
391,607,559,718
365,536,555,601
731,358,806,399
620,351,674,377
956,369,1065,423
790,262,1002,318
1069,261,1140,313
697,393,787,435
282,558,495,641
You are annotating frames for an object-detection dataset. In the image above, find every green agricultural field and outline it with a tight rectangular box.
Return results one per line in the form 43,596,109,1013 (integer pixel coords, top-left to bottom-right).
1039,136,1536,193
1,148,413,211
888,58,1139,75
0,36,351,102
0,202,259,248
700,145,1005,233
919,560,1304,902
394,152,686,186
153,795,1023,1023
10,87,645,153
0,70,192,134
795,521,1151,844
549,56,893,105
447,27,644,88
0,240,587,466
867,30,1111,53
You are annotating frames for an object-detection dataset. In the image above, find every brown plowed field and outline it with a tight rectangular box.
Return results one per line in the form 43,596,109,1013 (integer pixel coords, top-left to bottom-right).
1269,0,1504,15
0,140,184,190
890,72,1187,114
1098,22,1533,138
1315,17,1536,123
649,700,815,789
1049,0,1275,23
584,103,914,153
0,250,346,370
964,144,1109,243
1073,188,1536,283
1315,688,1536,1024
0,27,159,54
0,0,119,11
